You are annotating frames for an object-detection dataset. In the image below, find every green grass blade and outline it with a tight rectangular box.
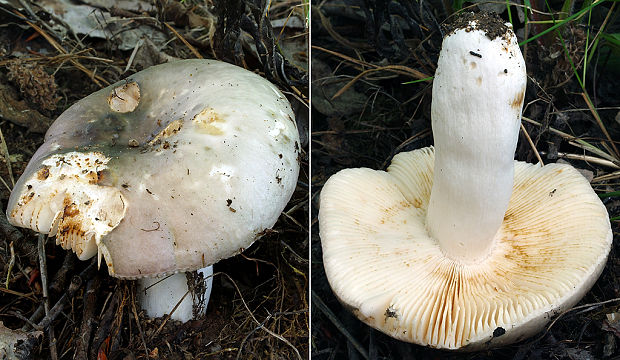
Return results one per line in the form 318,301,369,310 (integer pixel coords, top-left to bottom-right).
506,0,513,24
599,191,620,198
402,76,434,85
519,0,605,46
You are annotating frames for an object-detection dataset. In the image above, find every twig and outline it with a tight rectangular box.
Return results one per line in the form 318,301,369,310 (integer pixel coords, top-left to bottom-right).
10,311,42,330
130,289,149,358
0,53,114,67
311,290,369,360
311,46,375,70
73,275,101,360
90,287,121,360
38,259,97,329
379,129,432,170
38,234,58,360
49,252,77,295
281,211,307,232
522,116,619,165
23,304,44,330
312,7,370,51
5,241,15,288
124,38,144,73
520,123,544,165
280,240,307,265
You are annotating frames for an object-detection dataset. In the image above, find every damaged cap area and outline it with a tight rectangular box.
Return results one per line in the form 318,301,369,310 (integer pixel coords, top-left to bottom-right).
7,151,126,260
7,59,300,279
107,81,140,113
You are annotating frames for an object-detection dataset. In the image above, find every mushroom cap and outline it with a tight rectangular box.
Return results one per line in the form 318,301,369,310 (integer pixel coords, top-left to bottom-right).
7,59,300,279
319,147,612,350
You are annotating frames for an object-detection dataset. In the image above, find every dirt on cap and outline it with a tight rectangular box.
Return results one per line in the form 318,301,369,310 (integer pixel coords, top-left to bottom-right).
443,12,511,41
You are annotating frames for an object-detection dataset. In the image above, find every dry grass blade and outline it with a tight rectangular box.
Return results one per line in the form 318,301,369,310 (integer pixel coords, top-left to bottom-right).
313,6,370,50
130,291,149,358
0,286,35,299
581,92,620,159
13,11,109,87
149,289,191,341
0,176,11,192
4,241,15,289
124,38,144,73
569,139,619,165
220,272,303,360
312,45,375,70
522,116,575,140
0,53,114,67
331,66,430,100
522,116,619,166
555,152,620,169
163,22,203,59
0,127,15,188
275,5,301,44
593,170,620,183
580,2,616,81
520,123,544,165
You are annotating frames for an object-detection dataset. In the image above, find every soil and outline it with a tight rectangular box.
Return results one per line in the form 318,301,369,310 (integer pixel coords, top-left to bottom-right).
311,0,620,359
0,1,308,359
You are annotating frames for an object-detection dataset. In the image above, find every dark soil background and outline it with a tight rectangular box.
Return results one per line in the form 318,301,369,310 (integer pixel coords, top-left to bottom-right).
311,0,620,359
0,0,308,359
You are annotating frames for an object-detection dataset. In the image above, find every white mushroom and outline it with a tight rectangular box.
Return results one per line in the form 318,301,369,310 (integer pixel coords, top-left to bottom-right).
319,12,612,350
6,59,300,322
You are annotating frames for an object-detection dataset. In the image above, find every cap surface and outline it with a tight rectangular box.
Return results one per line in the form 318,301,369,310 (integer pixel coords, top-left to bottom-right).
7,59,300,279
319,147,612,349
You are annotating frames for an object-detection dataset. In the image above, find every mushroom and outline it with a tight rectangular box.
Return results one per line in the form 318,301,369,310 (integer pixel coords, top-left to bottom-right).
6,59,300,322
318,12,612,350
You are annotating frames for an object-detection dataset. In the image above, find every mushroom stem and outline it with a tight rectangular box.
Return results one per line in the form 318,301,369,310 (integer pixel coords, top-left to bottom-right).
137,266,213,322
426,18,527,263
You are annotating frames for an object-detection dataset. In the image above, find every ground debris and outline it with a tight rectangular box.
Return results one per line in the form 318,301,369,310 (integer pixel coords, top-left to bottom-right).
0,1,308,359
0,77,52,133
0,321,42,360
6,60,59,112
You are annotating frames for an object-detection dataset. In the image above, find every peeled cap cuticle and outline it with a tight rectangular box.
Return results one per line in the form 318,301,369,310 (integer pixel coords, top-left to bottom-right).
108,81,140,113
